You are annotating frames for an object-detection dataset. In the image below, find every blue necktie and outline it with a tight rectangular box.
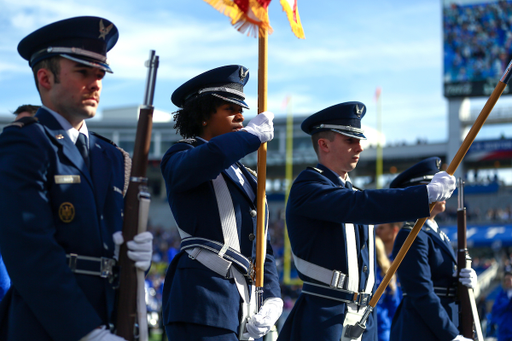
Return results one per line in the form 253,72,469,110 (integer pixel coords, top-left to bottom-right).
76,133,90,170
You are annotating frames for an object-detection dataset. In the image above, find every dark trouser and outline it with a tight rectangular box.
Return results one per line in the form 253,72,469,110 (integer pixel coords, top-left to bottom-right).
165,322,239,341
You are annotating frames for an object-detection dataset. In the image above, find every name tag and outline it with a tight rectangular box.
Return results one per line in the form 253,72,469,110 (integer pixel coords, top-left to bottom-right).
55,175,81,184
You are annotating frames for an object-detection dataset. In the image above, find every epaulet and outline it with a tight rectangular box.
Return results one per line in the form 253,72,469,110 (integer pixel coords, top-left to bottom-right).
244,166,257,177
176,138,198,146
307,166,323,174
91,132,117,146
4,116,38,129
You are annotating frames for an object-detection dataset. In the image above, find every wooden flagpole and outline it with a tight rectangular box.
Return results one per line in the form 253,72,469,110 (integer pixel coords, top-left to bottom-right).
370,69,511,308
255,28,268,301
346,60,512,339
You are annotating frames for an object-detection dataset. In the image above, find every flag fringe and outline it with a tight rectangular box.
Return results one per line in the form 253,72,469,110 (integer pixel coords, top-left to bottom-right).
204,0,273,37
280,0,305,39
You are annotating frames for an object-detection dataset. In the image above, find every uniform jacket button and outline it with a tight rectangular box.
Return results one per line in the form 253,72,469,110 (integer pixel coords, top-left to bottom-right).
248,233,255,241
363,266,368,272
250,210,257,217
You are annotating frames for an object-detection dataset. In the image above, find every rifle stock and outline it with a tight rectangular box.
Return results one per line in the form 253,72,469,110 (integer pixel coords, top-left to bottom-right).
116,50,159,341
457,178,474,339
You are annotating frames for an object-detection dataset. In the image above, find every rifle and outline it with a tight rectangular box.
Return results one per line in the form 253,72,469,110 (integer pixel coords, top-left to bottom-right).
116,50,159,341
457,178,484,341
457,178,473,338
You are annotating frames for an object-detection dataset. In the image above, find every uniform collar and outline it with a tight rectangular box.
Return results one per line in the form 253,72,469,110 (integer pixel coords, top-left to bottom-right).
41,105,89,143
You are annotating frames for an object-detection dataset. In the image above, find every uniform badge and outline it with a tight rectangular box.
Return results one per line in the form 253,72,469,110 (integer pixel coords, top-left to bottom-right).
355,104,364,117
55,134,64,140
240,67,249,82
55,175,81,184
59,202,75,223
98,19,114,40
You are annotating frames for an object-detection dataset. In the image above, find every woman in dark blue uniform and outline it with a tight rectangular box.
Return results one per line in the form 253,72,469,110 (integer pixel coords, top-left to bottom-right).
390,157,477,341
160,65,282,340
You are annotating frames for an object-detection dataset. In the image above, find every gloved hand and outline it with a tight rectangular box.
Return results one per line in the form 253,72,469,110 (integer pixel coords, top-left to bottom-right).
112,231,153,271
243,111,274,143
452,335,473,341
242,297,283,339
80,326,127,341
426,171,456,203
459,267,477,289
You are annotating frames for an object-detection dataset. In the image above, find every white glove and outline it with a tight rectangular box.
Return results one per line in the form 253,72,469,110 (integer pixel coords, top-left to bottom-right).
112,231,153,271
80,326,127,341
242,297,283,339
452,335,473,341
459,268,477,289
426,171,456,203
243,111,274,143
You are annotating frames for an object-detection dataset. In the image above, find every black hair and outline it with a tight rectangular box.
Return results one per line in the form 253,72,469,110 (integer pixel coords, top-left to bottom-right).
13,104,40,116
173,95,226,138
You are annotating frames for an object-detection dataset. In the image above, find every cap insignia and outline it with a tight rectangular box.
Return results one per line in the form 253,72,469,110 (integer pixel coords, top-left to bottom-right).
355,104,364,117
240,67,249,82
98,19,113,40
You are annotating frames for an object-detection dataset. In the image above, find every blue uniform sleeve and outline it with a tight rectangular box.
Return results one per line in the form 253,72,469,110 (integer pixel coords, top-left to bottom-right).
288,170,430,225
161,131,261,193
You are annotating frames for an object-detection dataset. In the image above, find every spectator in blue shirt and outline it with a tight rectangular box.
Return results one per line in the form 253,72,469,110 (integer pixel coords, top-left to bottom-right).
491,271,512,341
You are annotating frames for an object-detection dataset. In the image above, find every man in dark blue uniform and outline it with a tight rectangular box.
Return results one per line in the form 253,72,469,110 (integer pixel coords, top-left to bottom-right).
160,65,282,340
390,157,477,341
277,102,457,341
0,16,153,341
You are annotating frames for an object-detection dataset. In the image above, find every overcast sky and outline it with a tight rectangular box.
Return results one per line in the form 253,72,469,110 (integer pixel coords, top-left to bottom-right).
1,0,512,145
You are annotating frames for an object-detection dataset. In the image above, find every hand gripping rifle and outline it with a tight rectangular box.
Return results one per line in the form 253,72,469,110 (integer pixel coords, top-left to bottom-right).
116,50,159,341
342,58,512,340
457,179,484,341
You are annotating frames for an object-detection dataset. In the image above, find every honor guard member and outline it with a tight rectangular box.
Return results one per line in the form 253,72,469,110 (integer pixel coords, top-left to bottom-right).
0,17,153,341
160,65,283,340
389,157,477,341
277,102,457,341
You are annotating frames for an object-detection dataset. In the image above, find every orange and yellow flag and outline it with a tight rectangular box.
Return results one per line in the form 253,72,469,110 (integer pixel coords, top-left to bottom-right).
204,0,305,38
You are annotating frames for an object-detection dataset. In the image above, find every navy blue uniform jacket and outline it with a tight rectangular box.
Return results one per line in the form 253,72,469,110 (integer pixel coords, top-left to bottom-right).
278,164,430,341
390,220,459,341
0,108,127,341
160,132,281,334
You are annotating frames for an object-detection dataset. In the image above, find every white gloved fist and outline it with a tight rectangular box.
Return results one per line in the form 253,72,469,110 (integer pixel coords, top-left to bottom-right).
243,111,274,143
242,297,283,339
452,335,473,341
112,231,153,271
426,171,456,203
459,268,477,289
80,326,127,341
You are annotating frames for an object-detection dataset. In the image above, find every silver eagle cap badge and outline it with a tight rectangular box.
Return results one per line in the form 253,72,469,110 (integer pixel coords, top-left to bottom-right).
98,19,113,40
239,67,249,82
355,104,364,117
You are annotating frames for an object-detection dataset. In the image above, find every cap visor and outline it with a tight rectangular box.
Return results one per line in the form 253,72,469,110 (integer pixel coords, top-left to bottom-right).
61,54,113,73
211,93,249,109
332,129,367,140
